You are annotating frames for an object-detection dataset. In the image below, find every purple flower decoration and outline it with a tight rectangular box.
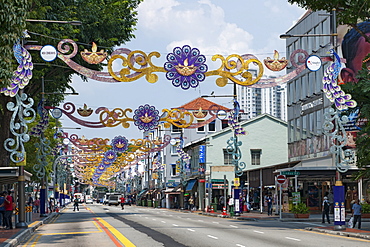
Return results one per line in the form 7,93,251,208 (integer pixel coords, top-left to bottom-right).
95,164,106,174
133,104,160,131
111,135,128,153
1,41,33,97
104,150,117,163
164,45,207,90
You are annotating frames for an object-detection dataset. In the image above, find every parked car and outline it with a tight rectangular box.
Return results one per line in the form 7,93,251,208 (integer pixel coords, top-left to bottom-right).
108,193,121,206
86,195,93,204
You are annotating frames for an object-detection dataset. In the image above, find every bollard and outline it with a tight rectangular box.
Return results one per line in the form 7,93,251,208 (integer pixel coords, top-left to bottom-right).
14,207,19,224
222,206,227,216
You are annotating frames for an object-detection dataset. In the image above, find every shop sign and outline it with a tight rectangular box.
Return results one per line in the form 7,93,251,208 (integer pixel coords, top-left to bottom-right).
281,171,300,176
199,145,206,163
166,182,179,187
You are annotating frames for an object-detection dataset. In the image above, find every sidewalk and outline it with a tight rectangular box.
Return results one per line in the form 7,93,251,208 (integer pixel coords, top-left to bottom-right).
0,211,59,247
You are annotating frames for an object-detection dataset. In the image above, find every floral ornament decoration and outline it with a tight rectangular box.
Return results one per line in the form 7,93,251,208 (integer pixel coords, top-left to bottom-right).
164,45,208,90
111,135,129,153
104,150,117,163
133,104,160,131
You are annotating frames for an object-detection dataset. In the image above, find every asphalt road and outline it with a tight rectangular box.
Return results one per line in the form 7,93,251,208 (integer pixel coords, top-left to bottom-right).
18,204,370,247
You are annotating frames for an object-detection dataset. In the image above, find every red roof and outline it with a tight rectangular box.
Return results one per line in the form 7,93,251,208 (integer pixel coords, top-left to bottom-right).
175,97,230,111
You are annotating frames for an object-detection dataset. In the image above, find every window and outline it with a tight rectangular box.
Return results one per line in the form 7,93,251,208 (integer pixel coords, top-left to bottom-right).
223,149,233,165
171,163,179,176
197,119,205,132
172,123,181,133
171,145,178,155
208,120,216,132
251,149,261,165
221,119,228,129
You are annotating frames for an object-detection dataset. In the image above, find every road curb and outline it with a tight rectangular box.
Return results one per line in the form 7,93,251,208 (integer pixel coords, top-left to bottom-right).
305,227,370,240
2,213,59,247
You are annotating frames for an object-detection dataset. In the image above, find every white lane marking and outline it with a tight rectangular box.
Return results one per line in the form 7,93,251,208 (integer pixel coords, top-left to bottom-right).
161,221,166,223
230,225,238,228
168,215,173,216
236,244,246,247
145,217,149,219
253,230,264,234
187,218,191,220
285,237,301,242
187,228,195,232
152,219,157,221
207,235,218,240
212,221,219,224
172,224,179,227
198,220,204,222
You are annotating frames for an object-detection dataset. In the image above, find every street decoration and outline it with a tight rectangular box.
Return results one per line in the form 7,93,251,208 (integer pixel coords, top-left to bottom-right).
26,39,266,88
263,50,288,71
1,37,36,164
322,49,357,111
61,133,172,186
80,42,107,64
322,49,357,173
133,104,160,131
164,45,208,89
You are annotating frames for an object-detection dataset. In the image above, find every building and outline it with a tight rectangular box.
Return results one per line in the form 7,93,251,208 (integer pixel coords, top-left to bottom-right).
281,10,362,211
183,114,289,211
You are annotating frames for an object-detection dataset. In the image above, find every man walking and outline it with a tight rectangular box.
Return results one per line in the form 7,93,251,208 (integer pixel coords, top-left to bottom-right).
322,196,330,224
73,195,79,211
352,199,362,229
3,191,13,229
265,194,273,216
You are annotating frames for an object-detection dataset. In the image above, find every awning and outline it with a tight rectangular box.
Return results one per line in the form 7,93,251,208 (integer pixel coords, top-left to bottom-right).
137,189,148,198
186,179,197,191
0,167,32,185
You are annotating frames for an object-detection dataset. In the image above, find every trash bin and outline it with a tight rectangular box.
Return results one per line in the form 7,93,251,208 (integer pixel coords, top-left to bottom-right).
147,200,152,207
154,201,158,208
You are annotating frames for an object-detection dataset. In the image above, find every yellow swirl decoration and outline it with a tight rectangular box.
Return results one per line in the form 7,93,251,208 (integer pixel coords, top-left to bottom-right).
86,138,110,152
205,54,264,87
100,108,133,128
160,108,194,128
107,50,166,83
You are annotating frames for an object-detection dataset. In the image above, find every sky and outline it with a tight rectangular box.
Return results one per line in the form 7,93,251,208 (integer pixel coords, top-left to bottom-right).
60,0,306,141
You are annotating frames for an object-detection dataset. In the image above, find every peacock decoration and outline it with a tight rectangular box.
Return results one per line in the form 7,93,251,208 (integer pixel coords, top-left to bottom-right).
322,49,356,110
228,99,246,135
0,37,33,97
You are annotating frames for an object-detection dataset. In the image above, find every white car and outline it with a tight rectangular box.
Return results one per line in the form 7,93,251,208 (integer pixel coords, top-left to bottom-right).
86,198,93,204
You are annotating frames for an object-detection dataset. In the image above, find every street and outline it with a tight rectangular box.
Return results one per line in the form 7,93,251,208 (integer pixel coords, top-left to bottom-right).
18,204,370,247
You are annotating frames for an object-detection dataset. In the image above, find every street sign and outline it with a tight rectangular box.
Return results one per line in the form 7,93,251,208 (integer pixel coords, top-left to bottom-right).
276,175,286,184
281,171,300,176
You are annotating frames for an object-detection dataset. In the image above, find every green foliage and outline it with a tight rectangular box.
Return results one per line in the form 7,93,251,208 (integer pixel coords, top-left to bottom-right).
291,202,309,214
341,67,370,179
362,203,370,213
0,0,142,168
287,0,369,25
0,0,29,87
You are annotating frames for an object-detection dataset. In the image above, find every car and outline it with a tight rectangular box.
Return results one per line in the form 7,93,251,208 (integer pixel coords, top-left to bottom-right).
86,198,93,204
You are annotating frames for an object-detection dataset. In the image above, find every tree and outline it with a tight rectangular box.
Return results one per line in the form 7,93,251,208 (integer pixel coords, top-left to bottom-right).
0,0,142,167
288,0,370,43
342,64,370,179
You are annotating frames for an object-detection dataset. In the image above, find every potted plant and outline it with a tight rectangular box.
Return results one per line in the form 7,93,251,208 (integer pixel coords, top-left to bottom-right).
361,203,370,218
291,202,310,218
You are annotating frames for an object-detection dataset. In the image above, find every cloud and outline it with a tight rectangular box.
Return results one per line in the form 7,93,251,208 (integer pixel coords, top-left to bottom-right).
137,0,254,56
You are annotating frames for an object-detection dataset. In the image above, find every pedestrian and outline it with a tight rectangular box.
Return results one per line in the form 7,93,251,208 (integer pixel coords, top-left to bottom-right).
33,197,40,213
0,192,5,228
322,196,331,224
265,194,273,216
3,191,13,229
352,199,362,229
189,196,194,211
48,198,54,213
73,195,79,211
27,194,34,212
120,195,125,210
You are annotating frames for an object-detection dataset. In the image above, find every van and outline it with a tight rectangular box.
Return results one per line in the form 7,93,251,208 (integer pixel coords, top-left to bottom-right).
108,193,121,206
